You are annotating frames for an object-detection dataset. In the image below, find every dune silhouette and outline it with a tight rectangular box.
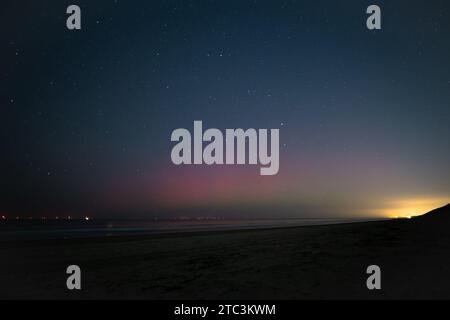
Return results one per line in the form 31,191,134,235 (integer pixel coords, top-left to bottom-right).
415,203,450,220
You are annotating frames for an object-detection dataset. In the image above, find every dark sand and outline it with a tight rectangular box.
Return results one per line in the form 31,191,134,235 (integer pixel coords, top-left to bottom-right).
1,206,450,299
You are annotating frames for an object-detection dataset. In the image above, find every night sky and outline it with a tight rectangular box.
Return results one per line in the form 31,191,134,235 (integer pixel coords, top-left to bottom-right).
1,0,449,219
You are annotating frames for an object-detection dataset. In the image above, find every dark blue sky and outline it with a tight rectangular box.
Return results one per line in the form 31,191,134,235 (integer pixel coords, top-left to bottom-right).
1,0,449,218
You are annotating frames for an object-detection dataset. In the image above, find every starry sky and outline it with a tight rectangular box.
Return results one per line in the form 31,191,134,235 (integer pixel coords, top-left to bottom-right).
1,0,449,219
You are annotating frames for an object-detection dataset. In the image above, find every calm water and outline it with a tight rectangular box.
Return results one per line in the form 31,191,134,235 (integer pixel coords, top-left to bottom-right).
0,218,375,240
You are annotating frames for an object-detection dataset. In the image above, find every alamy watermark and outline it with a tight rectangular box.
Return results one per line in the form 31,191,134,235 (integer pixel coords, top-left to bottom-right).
170,121,280,176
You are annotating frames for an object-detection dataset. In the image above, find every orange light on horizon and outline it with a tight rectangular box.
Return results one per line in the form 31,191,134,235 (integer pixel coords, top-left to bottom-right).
383,197,450,219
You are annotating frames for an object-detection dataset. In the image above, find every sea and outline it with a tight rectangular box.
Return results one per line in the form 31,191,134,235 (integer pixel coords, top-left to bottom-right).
0,218,377,241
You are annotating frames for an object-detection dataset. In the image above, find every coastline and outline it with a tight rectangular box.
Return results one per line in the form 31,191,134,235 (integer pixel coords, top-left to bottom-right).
0,218,380,241
1,218,449,299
